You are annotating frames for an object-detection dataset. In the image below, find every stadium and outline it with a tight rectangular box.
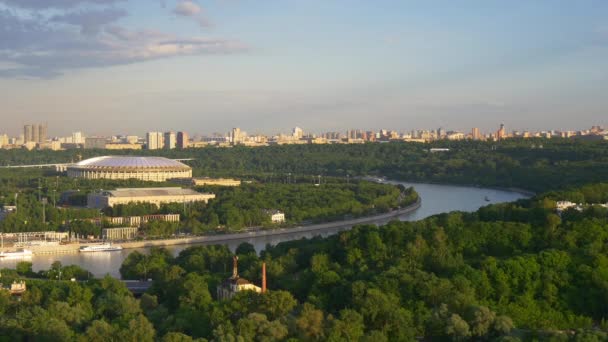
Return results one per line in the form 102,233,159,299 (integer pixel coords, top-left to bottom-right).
66,156,192,182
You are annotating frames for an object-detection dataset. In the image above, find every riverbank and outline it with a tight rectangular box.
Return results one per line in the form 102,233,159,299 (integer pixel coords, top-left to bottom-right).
360,176,536,197
121,198,420,249
2,198,421,256
381,178,536,197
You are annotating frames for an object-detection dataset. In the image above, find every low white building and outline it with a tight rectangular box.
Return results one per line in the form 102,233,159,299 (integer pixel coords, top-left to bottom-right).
102,227,139,241
556,201,582,212
87,187,215,209
264,210,285,223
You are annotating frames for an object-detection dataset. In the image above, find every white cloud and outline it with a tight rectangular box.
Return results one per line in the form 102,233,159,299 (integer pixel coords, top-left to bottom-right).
173,0,202,16
51,8,128,35
173,0,211,28
0,0,126,9
0,9,246,78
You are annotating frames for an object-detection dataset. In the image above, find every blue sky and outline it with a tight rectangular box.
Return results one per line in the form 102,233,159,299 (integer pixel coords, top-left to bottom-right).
0,0,607,136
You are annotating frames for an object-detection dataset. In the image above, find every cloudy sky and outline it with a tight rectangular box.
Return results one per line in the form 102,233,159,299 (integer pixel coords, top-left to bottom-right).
1,0,607,136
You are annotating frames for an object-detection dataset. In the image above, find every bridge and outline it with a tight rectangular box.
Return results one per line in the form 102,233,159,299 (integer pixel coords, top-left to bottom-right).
0,163,70,172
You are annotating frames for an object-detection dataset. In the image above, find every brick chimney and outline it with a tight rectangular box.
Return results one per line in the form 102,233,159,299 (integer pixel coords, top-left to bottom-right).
262,262,267,293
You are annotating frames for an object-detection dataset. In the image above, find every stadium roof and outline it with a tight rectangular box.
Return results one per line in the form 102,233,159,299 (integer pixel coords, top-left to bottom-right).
71,156,190,170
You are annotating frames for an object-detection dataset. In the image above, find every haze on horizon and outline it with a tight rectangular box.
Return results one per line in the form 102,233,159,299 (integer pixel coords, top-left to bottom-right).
1,0,607,136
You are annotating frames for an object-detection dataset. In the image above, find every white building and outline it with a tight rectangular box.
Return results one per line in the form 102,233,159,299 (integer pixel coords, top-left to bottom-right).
126,135,139,144
264,210,285,223
72,132,84,144
231,128,242,145
556,201,582,212
67,156,193,182
164,132,176,149
146,132,164,150
292,127,304,139
87,187,215,209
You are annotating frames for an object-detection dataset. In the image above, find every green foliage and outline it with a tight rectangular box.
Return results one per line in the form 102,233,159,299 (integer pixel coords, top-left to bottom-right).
2,141,608,340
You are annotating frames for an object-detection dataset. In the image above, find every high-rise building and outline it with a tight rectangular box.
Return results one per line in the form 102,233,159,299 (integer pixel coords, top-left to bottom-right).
0,134,8,148
496,124,506,140
292,127,303,139
24,125,33,143
437,128,446,138
231,128,242,145
177,131,189,149
32,124,40,143
23,123,47,143
146,132,164,150
164,131,176,149
38,124,47,143
472,127,481,140
72,132,84,144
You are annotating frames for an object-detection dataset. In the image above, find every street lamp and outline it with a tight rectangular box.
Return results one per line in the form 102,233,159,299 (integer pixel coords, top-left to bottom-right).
41,197,48,225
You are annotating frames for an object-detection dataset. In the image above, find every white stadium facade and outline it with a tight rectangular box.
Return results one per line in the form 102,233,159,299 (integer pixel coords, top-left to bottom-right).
67,156,192,182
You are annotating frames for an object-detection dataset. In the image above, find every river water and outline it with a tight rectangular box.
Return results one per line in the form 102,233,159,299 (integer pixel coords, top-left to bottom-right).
0,182,529,278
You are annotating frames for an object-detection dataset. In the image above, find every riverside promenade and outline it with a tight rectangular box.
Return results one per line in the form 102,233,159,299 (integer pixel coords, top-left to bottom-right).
3,199,421,256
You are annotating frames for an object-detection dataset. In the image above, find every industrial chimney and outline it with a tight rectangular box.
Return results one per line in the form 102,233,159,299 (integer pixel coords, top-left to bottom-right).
262,262,267,293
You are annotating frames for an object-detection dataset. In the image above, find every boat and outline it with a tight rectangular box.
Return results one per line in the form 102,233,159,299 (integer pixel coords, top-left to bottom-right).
0,249,33,258
485,196,491,202
79,243,123,253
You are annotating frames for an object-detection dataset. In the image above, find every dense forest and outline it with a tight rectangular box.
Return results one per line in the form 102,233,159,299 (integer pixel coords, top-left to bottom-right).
1,138,608,193
0,139,608,192
2,183,608,340
1,140,608,340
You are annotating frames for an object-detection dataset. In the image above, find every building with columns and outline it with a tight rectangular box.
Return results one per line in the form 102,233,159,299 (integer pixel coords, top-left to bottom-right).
87,187,215,209
67,156,192,182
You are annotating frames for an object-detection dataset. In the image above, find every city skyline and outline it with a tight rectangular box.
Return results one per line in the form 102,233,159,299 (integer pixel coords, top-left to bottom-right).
1,1,607,134
1,122,606,152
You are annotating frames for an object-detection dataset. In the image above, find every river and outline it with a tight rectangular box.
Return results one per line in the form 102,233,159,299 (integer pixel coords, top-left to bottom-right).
0,182,529,278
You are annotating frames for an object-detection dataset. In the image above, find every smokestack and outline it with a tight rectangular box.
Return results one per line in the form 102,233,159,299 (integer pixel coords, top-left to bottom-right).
262,262,267,293
232,256,239,279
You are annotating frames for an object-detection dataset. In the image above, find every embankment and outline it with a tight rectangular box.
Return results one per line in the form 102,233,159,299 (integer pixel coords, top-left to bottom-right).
2,199,421,256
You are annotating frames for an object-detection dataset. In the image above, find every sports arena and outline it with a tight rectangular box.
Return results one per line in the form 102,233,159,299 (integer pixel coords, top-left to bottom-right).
66,156,192,182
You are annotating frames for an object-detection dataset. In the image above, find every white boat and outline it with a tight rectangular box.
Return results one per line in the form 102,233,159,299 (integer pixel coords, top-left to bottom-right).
0,249,33,258
79,243,123,253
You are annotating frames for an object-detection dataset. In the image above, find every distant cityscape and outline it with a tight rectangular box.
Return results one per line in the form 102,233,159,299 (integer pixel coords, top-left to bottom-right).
0,123,607,151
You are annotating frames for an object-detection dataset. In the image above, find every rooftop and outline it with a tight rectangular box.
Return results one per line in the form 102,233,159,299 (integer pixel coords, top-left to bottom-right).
101,187,209,197
71,156,191,170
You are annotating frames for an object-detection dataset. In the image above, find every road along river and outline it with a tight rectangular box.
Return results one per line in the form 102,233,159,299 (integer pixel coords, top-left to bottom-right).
0,181,530,278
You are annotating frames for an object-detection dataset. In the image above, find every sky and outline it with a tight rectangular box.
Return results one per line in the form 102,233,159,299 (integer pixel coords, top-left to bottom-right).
0,0,607,137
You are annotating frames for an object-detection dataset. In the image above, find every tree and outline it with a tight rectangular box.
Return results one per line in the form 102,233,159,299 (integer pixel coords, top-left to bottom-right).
16,261,33,276
258,291,297,320
161,332,196,342
83,320,117,342
464,305,496,337
295,303,326,341
237,313,288,341
236,242,257,256
118,314,156,342
49,301,92,329
493,315,515,336
445,314,471,340
326,309,365,342
178,273,212,310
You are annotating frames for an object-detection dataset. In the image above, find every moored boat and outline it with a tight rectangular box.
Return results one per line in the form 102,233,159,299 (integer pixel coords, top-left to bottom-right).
79,243,123,253
0,249,33,258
